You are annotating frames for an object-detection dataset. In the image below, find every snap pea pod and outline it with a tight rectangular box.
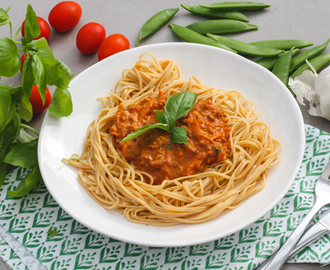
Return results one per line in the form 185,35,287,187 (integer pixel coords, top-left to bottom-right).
207,34,282,57
136,7,179,46
291,53,330,79
249,39,313,50
181,3,249,22
186,19,257,35
169,23,237,53
255,48,299,69
289,38,330,73
200,2,270,11
272,50,293,88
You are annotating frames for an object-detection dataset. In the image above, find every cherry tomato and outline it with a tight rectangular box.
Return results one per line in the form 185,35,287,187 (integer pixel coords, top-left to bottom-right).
98,34,130,61
76,22,106,54
20,53,28,72
29,85,52,114
48,1,82,32
21,16,51,40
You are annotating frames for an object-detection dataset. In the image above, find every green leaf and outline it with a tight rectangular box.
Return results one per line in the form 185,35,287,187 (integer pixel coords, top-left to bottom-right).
22,53,34,97
18,95,33,122
23,4,40,43
9,85,24,103
120,123,170,143
0,86,12,132
4,138,38,168
31,53,47,104
55,59,74,89
0,7,10,26
170,127,188,145
19,127,35,143
156,109,175,130
0,146,8,188
30,38,58,85
165,91,197,120
0,37,20,77
48,88,73,117
7,163,41,197
47,226,59,237
0,113,20,146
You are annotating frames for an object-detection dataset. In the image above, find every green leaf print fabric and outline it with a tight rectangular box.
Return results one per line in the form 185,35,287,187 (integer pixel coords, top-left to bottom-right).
1,124,330,270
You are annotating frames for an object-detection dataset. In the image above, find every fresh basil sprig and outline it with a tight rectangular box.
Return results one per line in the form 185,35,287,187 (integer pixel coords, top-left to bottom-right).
0,4,74,197
121,91,197,145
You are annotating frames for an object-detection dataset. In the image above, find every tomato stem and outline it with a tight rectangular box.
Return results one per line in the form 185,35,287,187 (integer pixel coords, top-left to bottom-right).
20,124,40,136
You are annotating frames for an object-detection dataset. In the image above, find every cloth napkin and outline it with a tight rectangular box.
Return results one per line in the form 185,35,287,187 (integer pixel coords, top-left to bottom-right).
1,124,330,270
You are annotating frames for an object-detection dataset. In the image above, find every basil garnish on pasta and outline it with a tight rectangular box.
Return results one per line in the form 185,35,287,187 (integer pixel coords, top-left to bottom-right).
120,91,197,145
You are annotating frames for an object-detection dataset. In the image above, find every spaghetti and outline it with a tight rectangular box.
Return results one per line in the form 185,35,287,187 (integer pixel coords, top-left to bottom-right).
64,53,280,226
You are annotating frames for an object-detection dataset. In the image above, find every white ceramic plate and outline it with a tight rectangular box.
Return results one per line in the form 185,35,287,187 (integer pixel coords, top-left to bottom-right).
38,43,305,247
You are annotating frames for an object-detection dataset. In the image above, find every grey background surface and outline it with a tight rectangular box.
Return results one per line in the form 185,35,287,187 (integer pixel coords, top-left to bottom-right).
1,0,330,269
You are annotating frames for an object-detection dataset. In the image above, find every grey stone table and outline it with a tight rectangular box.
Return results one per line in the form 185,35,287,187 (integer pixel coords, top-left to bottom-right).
1,0,330,269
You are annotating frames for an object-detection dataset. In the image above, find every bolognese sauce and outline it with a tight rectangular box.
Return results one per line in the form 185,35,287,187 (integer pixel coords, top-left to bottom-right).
110,92,231,185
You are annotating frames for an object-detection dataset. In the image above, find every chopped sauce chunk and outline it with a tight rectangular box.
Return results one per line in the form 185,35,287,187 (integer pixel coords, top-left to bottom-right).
110,93,231,185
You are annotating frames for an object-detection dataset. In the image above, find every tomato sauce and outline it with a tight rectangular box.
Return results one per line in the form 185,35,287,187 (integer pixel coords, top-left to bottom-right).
110,93,231,185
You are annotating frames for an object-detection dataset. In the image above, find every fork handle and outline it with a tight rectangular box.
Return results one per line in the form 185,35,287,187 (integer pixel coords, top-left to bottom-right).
259,199,324,270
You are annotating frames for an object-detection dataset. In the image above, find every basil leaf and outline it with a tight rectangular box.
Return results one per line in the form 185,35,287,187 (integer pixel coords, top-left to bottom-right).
48,88,73,118
18,95,33,122
24,4,40,43
56,59,74,89
0,37,20,77
10,85,24,103
165,91,197,121
31,53,47,104
0,86,12,132
170,126,188,145
0,146,8,188
156,109,175,130
0,8,10,26
30,38,58,85
7,163,41,198
0,113,20,146
120,123,170,143
4,138,38,168
47,226,59,237
19,127,35,143
21,53,34,97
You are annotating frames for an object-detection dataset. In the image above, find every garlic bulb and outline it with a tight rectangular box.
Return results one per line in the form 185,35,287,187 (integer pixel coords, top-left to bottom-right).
289,64,330,120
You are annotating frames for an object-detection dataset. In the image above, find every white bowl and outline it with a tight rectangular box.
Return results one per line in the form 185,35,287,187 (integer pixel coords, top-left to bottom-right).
38,42,305,247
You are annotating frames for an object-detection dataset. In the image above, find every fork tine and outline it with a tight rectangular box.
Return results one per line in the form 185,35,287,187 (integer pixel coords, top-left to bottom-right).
320,161,330,181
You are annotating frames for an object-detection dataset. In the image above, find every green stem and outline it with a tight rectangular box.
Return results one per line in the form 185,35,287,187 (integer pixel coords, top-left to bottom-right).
13,27,21,42
20,124,39,136
9,22,12,40
5,6,11,13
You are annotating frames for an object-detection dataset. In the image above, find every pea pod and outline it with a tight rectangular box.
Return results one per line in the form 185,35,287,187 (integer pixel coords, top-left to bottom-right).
186,19,257,35
291,53,330,79
290,38,330,73
207,34,282,57
272,50,293,88
136,8,179,46
249,39,313,50
169,23,237,53
255,48,299,69
181,3,249,22
200,2,270,11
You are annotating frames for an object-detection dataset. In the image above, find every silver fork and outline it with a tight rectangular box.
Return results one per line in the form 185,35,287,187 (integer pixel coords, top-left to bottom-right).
257,160,330,270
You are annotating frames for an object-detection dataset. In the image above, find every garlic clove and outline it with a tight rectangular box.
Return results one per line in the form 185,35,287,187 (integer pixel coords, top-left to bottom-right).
289,70,318,105
315,65,330,120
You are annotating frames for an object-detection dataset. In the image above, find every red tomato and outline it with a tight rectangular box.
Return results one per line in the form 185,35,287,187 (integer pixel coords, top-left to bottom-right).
29,85,52,114
98,34,130,61
76,22,106,54
48,1,82,32
20,53,28,72
21,17,51,40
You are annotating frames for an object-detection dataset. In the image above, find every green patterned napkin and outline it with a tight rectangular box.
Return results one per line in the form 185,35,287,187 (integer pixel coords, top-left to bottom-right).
1,124,330,270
